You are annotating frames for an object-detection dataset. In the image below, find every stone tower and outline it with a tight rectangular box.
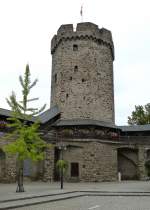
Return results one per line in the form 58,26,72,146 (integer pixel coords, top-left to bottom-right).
50,22,115,124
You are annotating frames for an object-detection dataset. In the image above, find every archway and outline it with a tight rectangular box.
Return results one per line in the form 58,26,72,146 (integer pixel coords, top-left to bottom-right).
0,149,6,179
145,149,150,177
117,147,138,180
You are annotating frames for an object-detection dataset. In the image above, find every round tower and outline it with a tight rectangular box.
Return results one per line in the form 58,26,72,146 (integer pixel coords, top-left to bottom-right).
50,22,115,124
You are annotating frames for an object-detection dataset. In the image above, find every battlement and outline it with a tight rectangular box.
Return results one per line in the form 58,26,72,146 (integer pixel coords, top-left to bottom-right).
51,22,114,60
76,22,98,32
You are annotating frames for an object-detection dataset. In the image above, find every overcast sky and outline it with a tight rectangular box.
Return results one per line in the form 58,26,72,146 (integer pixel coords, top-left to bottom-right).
0,0,150,125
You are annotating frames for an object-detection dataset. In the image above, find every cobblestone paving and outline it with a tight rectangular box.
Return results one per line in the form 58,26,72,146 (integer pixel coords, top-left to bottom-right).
18,196,150,210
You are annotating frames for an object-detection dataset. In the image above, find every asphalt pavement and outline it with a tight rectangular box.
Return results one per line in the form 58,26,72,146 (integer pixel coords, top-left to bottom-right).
0,181,150,209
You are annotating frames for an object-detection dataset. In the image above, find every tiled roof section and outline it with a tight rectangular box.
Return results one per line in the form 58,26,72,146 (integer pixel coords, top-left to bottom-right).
119,124,150,132
0,106,150,131
0,107,37,121
0,105,60,124
37,105,60,123
52,119,117,129
0,108,12,117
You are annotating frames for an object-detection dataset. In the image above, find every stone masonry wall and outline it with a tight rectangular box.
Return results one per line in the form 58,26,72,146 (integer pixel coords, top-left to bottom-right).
61,140,118,182
138,146,147,180
81,141,117,181
50,22,115,124
58,137,150,182
0,137,16,183
43,145,54,182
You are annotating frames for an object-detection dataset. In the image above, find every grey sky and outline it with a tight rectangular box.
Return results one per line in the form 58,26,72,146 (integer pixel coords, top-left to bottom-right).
0,0,150,125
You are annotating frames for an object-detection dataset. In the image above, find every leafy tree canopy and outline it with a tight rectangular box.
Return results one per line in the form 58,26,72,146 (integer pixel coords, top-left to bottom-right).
128,103,150,125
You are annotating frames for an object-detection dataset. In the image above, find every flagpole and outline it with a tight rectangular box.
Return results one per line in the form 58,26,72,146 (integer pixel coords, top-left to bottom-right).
80,4,83,22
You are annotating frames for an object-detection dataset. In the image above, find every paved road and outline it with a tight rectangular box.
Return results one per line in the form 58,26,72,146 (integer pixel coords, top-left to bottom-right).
1,181,150,209
17,195,150,210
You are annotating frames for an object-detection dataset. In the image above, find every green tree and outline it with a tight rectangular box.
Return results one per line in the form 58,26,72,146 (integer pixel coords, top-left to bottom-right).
128,103,150,125
4,64,47,192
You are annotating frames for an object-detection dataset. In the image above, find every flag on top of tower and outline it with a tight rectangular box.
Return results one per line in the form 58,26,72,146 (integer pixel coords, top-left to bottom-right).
80,5,83,17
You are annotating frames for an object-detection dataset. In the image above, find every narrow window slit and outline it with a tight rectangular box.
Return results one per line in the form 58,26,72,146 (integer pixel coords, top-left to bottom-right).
74,66,78,72
73,44,78,51
54,74,57,83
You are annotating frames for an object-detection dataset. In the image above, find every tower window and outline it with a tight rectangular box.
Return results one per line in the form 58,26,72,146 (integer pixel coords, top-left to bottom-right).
82,165,85,168
66,93,69,98
73,44,78,51
54,74,57,83
70,76,72,81
82,78,85,82
74,66,78,72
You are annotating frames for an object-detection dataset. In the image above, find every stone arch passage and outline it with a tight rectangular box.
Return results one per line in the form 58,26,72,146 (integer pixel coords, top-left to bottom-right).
145,149,150,177
0,149,6,179
117,148,138,180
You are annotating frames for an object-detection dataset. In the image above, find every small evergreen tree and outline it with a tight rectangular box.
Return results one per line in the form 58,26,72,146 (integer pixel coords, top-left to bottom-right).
4,64,47,192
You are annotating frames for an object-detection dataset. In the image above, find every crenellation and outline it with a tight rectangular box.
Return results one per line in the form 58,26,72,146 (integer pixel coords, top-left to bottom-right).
99,28,114,59
51,22,114,60
51,35,57,53
57,24,73,35
76,22,98,32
